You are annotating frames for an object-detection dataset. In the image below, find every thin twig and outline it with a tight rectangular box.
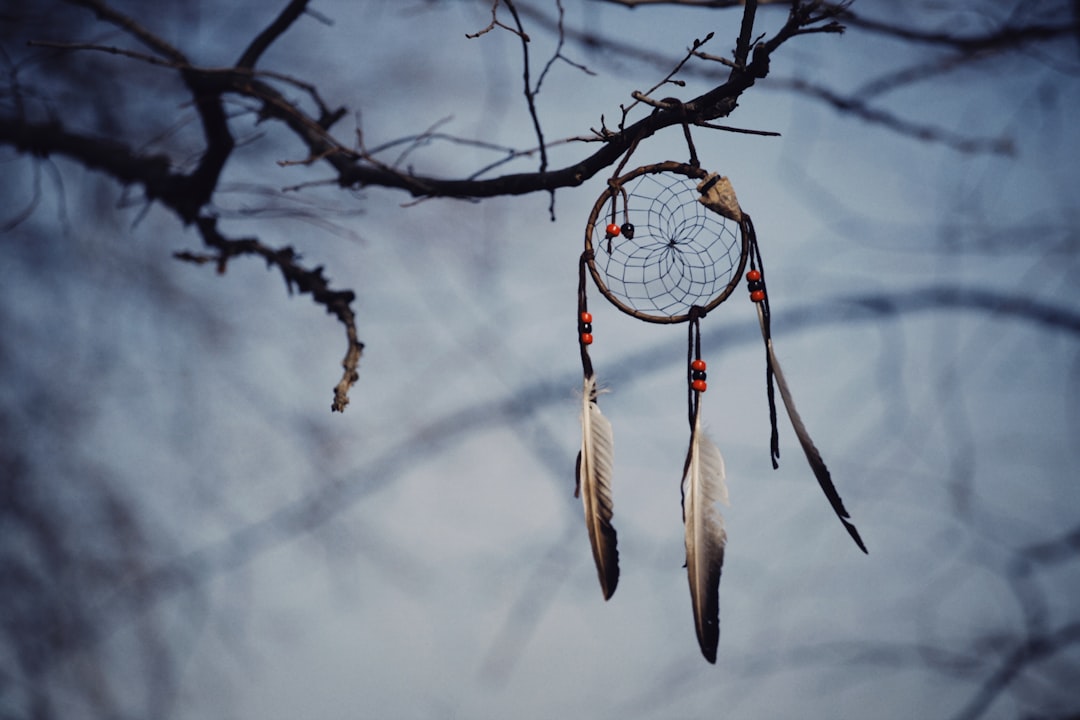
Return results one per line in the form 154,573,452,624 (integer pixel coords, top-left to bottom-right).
63,0,187,63
28,40,344,129
622,32,713,123
504,0,548,173
694,120,780,136
465,0,527,40
535,0,596,94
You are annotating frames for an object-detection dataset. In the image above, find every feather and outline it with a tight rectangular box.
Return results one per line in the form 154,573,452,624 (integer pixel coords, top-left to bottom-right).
577,375,619,600
757,304,868,554
682,400,728,663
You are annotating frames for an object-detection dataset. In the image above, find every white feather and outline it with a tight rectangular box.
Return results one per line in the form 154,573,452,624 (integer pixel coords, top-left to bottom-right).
578,375,619,600
682,400,728,663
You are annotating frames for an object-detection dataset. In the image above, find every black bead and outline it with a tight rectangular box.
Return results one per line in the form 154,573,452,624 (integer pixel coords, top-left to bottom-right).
747,279,764,292
620,222,635,240
581,322,592,333
692,370,707,381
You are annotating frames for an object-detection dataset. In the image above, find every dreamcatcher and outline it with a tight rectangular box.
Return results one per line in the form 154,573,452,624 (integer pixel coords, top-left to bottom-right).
574,161,867,664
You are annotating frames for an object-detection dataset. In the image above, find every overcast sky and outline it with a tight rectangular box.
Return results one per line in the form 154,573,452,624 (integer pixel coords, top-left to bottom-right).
2,1,1079,719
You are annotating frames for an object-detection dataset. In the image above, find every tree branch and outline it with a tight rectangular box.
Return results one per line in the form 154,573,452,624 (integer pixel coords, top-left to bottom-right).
0,117,185,203
63,0,188,64
732,0,758,69
177,217,363,412
0,0,866,414
237,0,310,69
840,9,1078,54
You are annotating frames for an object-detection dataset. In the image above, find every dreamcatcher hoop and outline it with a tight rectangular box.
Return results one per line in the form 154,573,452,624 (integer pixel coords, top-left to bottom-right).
584,161,749,324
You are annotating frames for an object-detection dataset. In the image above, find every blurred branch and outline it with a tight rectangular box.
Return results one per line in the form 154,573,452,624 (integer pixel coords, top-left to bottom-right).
699,510,1080,720
26,40,347,125
64,0,187,63
839,8,1079,53
946,519,1080,720
61,0,232,215
0,117,185,202
236,0,310,69
773,77,1015,155
948,619,1080,720
1020,523,1080,565
87,282,1079,631
840,285,1080,335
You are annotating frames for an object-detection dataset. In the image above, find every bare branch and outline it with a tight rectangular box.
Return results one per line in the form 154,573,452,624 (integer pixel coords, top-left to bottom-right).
733,0,758,69
176,217,363,412
534,0,597,94
0,117,184,202
694,120,780,136
465,0,527,40
505,0,548,173
237,0,310,69
63,0,187,64
28,40,345,126
14,1,847,206
52,2,232,217
693,48,737,68
624,32,713,120
515,1,1015,156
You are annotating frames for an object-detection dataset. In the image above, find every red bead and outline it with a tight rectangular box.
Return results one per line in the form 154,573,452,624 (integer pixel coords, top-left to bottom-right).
580,311,592,324
750,289,765,303
746,269,761,282
605,223,620,237
581,333,594,345
692,379,707,393
691,359,706,372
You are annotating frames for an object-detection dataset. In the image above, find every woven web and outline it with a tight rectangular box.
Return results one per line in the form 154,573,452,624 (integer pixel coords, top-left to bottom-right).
592,172,741,318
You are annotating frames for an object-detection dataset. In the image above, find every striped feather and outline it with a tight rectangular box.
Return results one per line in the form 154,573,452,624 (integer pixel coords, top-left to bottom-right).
577,375,619,600
682,400,728,663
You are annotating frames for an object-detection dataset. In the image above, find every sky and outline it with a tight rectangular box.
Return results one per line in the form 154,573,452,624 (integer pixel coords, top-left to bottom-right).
2,1,1079,719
